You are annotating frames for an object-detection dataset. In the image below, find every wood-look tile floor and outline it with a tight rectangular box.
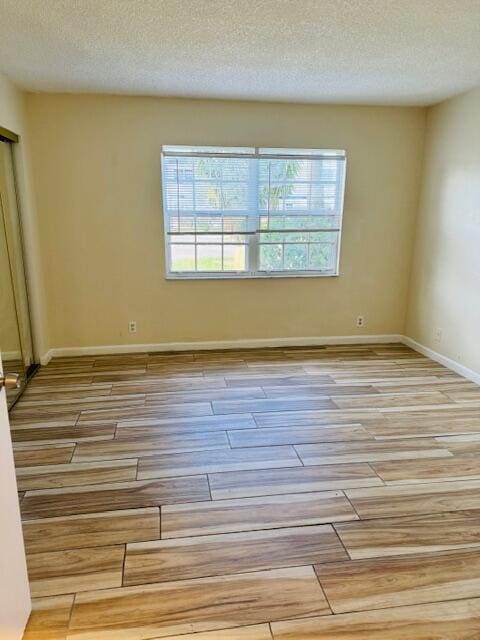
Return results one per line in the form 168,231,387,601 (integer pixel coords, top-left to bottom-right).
15,344,480,639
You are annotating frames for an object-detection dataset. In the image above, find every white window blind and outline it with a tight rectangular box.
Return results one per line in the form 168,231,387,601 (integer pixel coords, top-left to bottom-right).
161,145,346,278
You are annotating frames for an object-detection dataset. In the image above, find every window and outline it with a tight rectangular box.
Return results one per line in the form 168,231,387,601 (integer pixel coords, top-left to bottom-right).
161,145,346,278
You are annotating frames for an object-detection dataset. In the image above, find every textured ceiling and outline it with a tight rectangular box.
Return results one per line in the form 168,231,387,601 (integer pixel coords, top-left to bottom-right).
1,0,480,105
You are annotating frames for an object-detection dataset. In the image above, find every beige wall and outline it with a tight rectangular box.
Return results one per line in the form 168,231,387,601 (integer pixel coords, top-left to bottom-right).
0,73,49,359
0,74,22,131
406,87,480,375
25,93,425,349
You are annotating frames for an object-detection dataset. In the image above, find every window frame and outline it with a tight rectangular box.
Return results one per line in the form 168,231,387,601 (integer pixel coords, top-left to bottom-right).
161,146,346,280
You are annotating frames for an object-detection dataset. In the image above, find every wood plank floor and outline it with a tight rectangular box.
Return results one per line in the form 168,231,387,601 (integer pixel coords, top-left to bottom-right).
15,343,480,639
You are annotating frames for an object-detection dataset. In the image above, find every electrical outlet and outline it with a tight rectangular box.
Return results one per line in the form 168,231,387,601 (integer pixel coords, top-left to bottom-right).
356,315,365,328
128,321,137,333
434,327,442,343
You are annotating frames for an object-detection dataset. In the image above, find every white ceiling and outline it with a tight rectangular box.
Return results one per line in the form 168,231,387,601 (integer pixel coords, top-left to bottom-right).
1,0,480,106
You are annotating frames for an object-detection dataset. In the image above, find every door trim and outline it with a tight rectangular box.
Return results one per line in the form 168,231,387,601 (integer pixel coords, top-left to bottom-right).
0,126,19,143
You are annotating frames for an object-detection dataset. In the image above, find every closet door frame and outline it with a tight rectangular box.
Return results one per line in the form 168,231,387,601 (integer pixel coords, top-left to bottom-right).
0,126,37,407
0,126,18,143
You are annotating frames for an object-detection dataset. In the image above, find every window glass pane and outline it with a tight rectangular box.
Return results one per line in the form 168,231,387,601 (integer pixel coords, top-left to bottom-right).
284,244,308,270
197,245,222,271
166,182,193,211
223,216,247,232
223,245,246,271
194,185,221,211
222,183,249,209
310,216,340,229
259,244,283,271
309,231,338,243
196,217,222,232
259,148,345,157
284,231,309,242
260,232,284,243
311,183,338,211
171,245,195,271
223,234,247,243
169,216,196,233
309,243,334,270
318,159,340,181
164,145,255,155
197,234,221,243
163,147,345,277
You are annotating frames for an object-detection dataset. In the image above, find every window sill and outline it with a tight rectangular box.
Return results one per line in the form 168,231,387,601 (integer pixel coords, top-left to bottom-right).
165,271,339,281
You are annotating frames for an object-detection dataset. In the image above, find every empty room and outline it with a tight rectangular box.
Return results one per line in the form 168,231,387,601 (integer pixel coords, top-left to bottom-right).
0,1,480,638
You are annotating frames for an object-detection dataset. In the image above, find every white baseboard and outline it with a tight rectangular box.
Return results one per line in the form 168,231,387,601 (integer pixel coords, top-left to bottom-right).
1,349,22,361
39,350,53,365
402,336,480,385
41,334,403,362
38,334,480,387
